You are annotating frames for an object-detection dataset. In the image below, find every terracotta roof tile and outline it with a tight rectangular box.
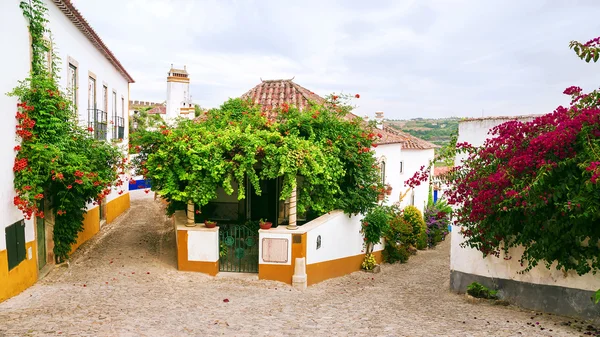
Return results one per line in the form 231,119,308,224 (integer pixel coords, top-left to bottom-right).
241,79,325,118
381,126,439,149
52,0,134,83
147,105,166,114
434,166,451,177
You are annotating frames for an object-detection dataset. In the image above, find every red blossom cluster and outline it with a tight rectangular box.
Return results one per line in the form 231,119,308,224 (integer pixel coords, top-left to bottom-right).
13,158,28,172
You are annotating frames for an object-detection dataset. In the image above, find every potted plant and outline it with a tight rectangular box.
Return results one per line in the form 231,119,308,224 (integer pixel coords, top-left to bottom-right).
204,220,217,228
385,184,392,196
259,218,272,230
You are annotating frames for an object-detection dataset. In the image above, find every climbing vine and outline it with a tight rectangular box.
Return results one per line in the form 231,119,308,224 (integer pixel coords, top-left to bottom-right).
134,94,383,217
11,0,125,262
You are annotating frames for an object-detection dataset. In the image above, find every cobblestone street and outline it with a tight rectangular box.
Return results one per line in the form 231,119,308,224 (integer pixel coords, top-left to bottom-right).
0,195,590,337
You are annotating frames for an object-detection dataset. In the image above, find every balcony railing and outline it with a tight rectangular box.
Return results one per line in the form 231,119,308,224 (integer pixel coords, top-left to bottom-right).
88,108,107,141
113,116,125,140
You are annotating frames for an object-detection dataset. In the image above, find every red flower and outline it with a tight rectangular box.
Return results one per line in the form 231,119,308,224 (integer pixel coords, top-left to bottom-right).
87,127,94,132
67,185,72,189
75,179,83,184
118,190,123,195
355,94,360,98
14,145,21,151
145,189,150,194
34,193,44,200
332,95,338,101
23,185,32,191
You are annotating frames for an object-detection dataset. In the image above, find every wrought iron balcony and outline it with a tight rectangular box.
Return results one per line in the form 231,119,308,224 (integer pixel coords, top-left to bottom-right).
113,116,125,140
87,108,107,141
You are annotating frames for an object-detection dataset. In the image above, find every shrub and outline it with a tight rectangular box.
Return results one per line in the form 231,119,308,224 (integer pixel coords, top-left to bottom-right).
361,205,391,255
466,282,498,300
403,206,427,250
424,200,451,247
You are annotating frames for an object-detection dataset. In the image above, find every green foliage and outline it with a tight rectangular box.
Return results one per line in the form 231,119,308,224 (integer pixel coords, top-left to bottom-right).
136,95,383,218
12,0,125,262
382,205,414,263
594,289,600,304
466,282,498,300
361,205,391,254
403,206,427,250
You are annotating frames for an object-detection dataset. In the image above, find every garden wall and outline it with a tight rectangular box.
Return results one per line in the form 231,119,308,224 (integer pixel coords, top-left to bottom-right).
451,116,600,322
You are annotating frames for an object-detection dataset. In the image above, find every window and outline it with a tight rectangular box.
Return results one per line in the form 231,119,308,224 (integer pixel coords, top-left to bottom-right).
67,63,77,113
380,161,386,185
112,91,124,140
88,76,96,110
102,85,108,112
87,76,107,141
5,220,26,270
399,161,404,174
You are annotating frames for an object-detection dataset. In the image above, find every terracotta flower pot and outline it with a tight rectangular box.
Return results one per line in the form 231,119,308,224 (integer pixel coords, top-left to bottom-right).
259,222,272,230
204,220,217,228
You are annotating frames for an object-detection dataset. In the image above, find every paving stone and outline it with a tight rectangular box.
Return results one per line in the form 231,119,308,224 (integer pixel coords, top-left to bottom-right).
0,199,588,336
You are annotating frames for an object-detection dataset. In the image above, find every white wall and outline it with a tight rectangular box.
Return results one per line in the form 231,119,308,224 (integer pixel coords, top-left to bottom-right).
305,210,383,265
451,117,600,291
188,230,219,262
46,0,131,203
398,149,435,214
0,1,40,249
373,143,402,207
0,0,132,254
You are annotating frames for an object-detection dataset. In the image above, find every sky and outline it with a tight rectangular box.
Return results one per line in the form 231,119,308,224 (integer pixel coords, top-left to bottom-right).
71,0,600,120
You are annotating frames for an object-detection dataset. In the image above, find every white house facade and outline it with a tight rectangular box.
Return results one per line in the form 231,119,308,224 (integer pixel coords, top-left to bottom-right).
0,0,133,302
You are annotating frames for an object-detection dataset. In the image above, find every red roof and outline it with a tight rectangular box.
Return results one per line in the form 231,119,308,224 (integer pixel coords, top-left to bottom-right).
147,105,166,114
241,79,325,118
381,126,438,149
434,166,452,177
237,79,434,147
52,0,134,83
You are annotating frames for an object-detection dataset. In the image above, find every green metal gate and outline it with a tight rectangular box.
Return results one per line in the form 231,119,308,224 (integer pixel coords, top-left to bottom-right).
219,224,259,273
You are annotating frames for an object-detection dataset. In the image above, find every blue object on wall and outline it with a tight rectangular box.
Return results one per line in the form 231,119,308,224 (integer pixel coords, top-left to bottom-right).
129,179,151,190
433,189,438,203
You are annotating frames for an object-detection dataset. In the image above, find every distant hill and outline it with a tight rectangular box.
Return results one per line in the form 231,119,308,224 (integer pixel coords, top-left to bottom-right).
386,117,459,149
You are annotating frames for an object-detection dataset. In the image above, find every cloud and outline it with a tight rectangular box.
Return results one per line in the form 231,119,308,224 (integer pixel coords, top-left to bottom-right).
71,0,600,119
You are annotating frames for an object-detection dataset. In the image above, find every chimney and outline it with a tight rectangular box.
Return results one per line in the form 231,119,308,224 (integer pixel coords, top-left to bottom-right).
184,65,187,71
375,111,384,129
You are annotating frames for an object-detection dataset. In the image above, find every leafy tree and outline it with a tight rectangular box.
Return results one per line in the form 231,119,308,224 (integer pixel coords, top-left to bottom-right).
134,94,384,217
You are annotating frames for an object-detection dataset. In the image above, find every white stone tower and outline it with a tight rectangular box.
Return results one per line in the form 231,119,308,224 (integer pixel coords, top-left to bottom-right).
166,64,194,120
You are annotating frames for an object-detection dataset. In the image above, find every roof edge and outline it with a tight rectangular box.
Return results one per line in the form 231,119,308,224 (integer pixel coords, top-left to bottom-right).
52,0,135,83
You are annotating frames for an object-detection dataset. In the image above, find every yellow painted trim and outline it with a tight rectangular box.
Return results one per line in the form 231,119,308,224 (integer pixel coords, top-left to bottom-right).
167,76,190,83
70,206,100,253
176,230,218,275
259,233,306,284
106,193,130,224
0,241,38,303
306,251,383,286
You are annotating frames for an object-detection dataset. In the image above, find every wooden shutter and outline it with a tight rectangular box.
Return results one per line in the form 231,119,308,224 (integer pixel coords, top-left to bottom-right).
16,220,26,263
5,220,26,271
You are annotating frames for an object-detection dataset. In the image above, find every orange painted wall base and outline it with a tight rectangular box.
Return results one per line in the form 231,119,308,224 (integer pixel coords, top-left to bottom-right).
106,193,130,223
306,251,382,286
70,206,100,253
0,241,38,302
176,230,219,276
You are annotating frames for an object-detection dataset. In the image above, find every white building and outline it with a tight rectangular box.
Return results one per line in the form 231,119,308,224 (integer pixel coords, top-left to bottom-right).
373,113,437,214
451,115,600,322
0,0,133,302
166,65,194,121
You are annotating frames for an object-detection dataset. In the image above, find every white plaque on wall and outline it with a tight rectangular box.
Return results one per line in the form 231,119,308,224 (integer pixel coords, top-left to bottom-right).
262,238,289,263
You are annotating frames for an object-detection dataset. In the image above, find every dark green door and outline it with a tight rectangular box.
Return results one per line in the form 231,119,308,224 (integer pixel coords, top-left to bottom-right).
36,216,46,270
219,224,259,273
